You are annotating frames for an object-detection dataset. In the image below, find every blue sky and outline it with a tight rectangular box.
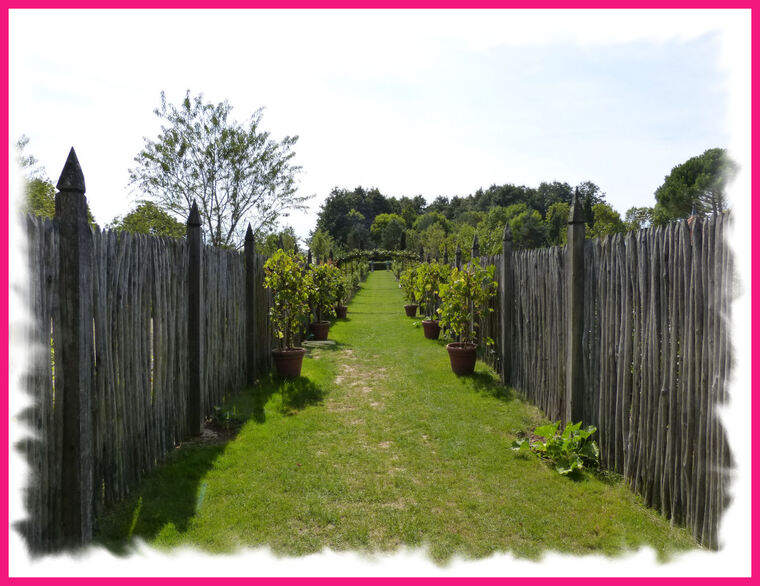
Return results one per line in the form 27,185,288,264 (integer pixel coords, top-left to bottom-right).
9,10,748,243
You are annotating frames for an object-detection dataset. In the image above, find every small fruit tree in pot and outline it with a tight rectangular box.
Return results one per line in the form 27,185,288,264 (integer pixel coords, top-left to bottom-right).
414,261,451,339
399,264,420,317
437,263,498,375
308,262,341,340
264,249,313,377
335,271,352,318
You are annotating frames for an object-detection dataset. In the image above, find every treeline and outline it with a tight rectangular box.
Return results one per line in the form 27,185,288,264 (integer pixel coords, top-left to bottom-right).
16,125,735,262
307,147,736,263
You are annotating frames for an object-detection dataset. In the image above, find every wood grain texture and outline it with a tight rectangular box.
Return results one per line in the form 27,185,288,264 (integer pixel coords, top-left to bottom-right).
22,217,273,552
476,215,733,549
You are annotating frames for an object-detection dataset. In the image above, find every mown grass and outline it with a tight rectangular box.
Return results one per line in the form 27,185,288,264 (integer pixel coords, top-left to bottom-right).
95,269,699,563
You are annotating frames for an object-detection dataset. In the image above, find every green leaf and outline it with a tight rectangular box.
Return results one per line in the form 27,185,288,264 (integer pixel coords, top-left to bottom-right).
534,423,558,441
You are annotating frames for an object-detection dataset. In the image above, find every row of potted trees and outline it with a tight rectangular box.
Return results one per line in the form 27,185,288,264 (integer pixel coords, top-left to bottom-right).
264,249,366,377
399,261,498,375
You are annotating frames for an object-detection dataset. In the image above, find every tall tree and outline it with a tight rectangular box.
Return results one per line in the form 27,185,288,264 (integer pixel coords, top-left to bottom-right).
16,135,55,219
574,181,607,228
624,206,654,231
380,216,406,250
530,181,573,216
129,90,309,248
309,229,336,262
108,201,186,238
258,226,299,256
545,201,570,245
370,213,406,246
653,148,737,225
16,135,96,225
587,203,626,239
314,186,393,247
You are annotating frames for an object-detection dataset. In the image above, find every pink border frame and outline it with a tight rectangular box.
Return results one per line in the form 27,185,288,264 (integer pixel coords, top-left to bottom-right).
0,5,755,582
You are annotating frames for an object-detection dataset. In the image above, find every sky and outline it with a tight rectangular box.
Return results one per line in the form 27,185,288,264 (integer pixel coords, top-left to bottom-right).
7,8,753,578
8,10,749,243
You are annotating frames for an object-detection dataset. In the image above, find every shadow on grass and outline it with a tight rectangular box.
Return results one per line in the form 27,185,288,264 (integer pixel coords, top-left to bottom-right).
460,370,515,402
250,371,328,422
94,373,327,555
94,436,232,555
278,376,325,413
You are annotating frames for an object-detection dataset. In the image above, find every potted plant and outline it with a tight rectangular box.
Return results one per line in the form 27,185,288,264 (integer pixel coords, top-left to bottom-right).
264,249,313,377
437,263,498,375
335,272,351,318
415,261,450,340
308,262,341,340
399,265,419,317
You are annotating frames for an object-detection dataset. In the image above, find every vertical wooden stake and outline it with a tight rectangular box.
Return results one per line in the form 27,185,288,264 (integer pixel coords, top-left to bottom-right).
501,223,513,385
245,224,256,386
470,233,480,340
455,244,462,270
566,192,586,424
55,147,94,546
187,202,203,437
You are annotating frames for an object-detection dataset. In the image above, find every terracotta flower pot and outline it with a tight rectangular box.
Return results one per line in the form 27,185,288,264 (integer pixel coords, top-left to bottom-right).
336,305,347,319
446,342,477,375
404,304,418,317
272,347,306,378
422,319,441,340
310,321,330,341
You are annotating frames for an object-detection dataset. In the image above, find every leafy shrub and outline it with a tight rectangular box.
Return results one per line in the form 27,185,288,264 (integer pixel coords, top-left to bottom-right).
335,272,351,306
512,421,600,476
437,263,497,344
414,261,451,320
264,249,312,349
399,265,420,305
308,262,341,323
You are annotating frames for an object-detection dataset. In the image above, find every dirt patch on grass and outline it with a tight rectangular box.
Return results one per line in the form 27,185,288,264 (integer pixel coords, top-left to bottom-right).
182,426,238,447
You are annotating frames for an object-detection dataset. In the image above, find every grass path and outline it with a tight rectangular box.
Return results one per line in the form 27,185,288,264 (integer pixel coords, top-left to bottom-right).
96,270,698,563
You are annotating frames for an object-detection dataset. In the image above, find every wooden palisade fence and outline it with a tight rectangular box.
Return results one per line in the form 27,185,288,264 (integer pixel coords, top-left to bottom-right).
21,148,272,552
477,195,733,550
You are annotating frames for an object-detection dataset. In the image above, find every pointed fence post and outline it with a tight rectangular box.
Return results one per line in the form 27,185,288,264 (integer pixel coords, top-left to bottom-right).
245,224,257,386
55,147,94,547
566,192,586,424
470,233,480,340
455,244,462,270
500,223,513,385
307,248,312,265
187,202,203,437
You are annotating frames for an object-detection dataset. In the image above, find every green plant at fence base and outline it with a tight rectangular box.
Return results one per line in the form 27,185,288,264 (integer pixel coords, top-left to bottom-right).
207,405,244,431
512,421,600,476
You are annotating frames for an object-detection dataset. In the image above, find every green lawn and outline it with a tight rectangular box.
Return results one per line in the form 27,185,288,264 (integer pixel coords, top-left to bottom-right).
95,269,698,563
